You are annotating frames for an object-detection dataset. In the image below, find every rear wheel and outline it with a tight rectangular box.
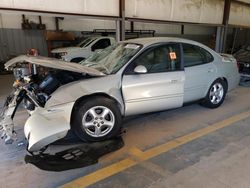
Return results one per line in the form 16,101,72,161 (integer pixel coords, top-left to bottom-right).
71,97,122,142
201,79,227,108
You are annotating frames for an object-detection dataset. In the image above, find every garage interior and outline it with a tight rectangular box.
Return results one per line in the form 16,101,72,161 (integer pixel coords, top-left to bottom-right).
0,0,250,187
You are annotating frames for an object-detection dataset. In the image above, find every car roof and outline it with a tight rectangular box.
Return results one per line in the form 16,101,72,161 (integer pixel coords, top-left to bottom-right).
90,36,114,40
124,37,206,48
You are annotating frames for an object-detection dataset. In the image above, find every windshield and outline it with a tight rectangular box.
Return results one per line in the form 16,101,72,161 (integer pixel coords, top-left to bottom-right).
77,38,96,48
80,43,142,74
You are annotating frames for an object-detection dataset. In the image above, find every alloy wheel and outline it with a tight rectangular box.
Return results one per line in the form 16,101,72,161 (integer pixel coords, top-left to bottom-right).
82,106,115,137
209,83,224,105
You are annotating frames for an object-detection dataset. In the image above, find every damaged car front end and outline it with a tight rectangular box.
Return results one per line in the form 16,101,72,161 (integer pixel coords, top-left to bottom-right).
0,55,105,152
0,42,138,152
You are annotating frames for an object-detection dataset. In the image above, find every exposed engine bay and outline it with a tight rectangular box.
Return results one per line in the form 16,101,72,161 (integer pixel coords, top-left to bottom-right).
0,62,89,145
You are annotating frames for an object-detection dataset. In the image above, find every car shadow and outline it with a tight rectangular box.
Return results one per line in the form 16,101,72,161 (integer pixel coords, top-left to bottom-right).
25,136,124,171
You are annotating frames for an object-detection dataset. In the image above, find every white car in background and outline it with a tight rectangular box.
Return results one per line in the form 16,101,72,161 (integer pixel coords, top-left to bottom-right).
51,36,116,62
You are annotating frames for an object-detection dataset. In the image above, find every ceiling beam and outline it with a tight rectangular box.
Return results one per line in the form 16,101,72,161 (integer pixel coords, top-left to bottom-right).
223,0,232,25
126,17,223,27
118,0,125,41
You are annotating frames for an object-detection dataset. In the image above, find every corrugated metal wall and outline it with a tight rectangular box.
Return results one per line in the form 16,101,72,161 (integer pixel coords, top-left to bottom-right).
0,0,119,17
0,29,48,62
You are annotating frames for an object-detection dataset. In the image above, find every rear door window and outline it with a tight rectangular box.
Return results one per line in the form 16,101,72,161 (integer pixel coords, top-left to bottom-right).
182,43,214,67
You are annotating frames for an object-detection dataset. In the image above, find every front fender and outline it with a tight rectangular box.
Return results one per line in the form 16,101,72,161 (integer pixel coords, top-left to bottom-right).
45,75,125,115
24,102,74,151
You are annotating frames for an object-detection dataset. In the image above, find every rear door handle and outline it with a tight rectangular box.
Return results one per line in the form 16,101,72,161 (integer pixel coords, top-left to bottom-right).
170,79,178,83
208,68,214,73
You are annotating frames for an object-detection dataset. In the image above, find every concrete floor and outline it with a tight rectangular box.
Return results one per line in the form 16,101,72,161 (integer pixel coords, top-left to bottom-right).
0,74,250,188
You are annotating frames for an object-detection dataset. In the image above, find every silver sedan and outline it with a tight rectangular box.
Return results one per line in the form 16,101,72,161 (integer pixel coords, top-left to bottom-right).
4,37,240,151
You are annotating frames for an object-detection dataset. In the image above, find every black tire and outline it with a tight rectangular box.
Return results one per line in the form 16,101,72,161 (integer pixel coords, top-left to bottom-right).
71,96,122,142
201,79,227,109
70,57,85,63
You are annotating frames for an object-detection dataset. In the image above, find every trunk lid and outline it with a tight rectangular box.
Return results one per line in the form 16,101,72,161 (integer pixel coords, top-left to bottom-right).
220,53,237,63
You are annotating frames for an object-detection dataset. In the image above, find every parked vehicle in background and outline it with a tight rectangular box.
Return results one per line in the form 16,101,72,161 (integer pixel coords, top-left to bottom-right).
233,45,250,76
51,36,116,62
1,37,240,152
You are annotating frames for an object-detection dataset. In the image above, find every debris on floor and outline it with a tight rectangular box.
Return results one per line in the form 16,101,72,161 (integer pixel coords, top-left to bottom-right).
24,137,124,171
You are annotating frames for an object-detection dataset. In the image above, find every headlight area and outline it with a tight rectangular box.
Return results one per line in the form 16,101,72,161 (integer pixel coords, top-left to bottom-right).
24,102,75,152
53,52,67,59
59,52,67,56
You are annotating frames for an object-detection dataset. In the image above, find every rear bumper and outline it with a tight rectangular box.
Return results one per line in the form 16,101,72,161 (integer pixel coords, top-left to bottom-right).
24,102,74,152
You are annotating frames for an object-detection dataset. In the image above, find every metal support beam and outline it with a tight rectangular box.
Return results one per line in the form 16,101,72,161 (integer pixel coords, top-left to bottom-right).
231,28,238,54
118,0,125,41
115,20,121,42
181,25,184,35
55,17,60,31
221,0,232,53
215,27,223,53
126,17,223,27
130,21,134,33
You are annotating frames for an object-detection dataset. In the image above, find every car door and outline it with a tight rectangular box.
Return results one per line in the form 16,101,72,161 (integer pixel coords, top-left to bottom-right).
181,43,217,103
122,43,185,116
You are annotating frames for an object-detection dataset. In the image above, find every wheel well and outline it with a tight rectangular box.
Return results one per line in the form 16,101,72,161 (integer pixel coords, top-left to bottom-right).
221,77,228,92
70,93,123,125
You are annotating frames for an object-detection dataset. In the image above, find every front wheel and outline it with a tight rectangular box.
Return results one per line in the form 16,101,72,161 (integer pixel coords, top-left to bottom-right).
201,79,227,108
71,97,122,142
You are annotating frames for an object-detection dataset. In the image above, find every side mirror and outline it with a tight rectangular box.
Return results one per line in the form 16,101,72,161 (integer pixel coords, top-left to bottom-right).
134,65,147,74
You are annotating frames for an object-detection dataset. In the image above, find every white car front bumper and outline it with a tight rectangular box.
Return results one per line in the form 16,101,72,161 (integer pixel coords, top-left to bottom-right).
24,102,74,152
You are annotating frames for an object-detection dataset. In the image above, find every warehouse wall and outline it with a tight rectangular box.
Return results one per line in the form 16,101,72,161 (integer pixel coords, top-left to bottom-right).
0,14,216,35
232,28,250,49
0,0,119,17
0,29,47,61
126,0,225,24
0,0,250,62
229,1,250,26
2,0,250,27
0,12,217,62
0,14,118,61
0,0,225,24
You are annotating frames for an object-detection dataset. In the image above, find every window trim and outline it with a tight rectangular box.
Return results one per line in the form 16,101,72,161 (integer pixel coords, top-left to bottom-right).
123,42,184,75
181,43,214,68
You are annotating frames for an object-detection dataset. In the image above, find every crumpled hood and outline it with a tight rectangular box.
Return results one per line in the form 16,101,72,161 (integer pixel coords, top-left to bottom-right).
5,55,105,76
51,47,82,53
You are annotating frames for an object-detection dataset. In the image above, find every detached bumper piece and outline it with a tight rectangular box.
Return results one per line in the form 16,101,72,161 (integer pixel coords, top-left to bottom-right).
0,116,15,144
25,137,124,171
0,90,23,144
